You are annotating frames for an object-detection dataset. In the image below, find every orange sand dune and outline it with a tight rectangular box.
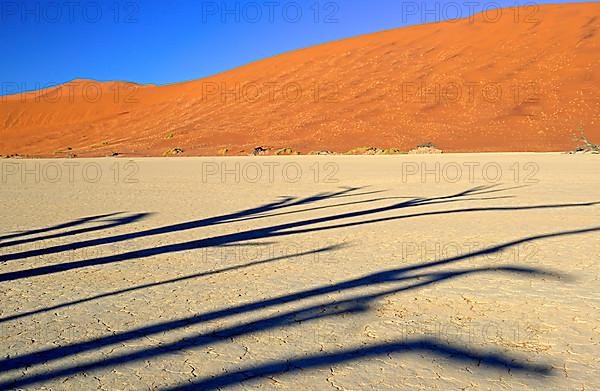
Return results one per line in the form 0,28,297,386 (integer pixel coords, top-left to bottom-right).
1,3,598,157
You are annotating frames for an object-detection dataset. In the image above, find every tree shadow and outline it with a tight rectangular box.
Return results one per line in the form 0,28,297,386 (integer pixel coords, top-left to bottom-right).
165,337,553,390
2,185,596,283
0,212,151,249
0,263,556,389
1,225,597,389
0,212,126,242
1,185,598,389
0,186,372,263
0,243,346,324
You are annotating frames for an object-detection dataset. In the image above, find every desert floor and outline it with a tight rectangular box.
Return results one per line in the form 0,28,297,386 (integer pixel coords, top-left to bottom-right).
0,153,599,390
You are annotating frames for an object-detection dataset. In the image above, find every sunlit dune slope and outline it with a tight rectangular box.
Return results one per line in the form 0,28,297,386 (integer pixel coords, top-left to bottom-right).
1,3,598,156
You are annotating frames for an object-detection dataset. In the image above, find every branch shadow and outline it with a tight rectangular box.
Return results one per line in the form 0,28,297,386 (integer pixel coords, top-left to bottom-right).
0,186,370,263
2,185,596,284
0,185,598,389
165,337,553,390
0,243,346,324
0,212,150,249
1,225,597,389
0,212,126,242
0,263,557,389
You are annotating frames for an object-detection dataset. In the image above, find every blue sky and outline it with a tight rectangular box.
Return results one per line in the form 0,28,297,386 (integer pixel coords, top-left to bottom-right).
0,1,591,92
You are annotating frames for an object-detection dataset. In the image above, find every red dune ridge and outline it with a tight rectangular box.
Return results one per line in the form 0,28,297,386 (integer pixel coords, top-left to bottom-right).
1,3,598,157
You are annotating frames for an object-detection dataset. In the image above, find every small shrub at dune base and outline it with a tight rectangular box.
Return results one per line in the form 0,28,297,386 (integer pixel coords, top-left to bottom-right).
276,147,300,155
417,142,436,148
345,147,386,155
570,128,599,154
409,143,443,154
165,133,175,140
163,147,184,156
344,147,368,155
250,146,270,156
383,148,407,155
218,148,229,156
